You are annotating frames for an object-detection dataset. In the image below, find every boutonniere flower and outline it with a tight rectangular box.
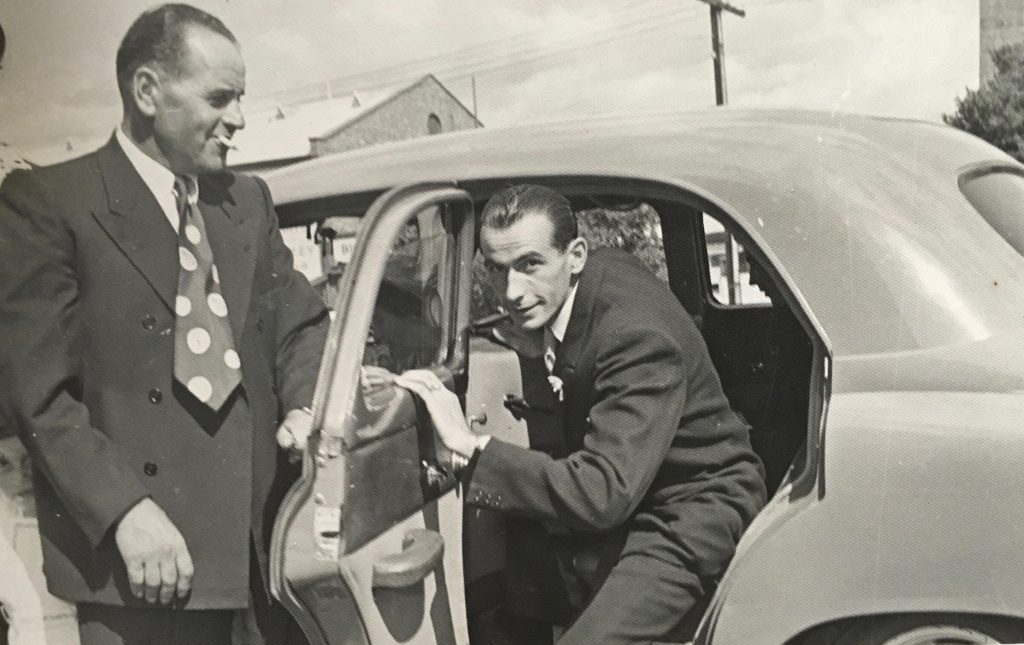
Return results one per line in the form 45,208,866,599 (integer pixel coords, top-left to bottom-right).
548,375,564,401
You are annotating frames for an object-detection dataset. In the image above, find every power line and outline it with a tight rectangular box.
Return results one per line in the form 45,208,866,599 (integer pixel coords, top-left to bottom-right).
248,1,707,109
431,12,704,80
252,0,702,106
251,0,684,96
440,16,709,86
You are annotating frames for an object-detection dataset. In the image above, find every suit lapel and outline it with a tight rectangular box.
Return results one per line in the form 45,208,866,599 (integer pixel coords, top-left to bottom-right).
553,253,603,384
200,175,258,344
89,137,259,339
91,137,178,312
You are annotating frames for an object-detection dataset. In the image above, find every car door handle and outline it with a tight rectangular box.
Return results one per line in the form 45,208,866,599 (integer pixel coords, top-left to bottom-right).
372,528,445,588
504,394,556,419
503,394,532,420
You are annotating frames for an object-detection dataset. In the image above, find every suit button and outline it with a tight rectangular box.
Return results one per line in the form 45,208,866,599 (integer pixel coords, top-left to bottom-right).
143,462,158,476
148,388,162,404
141,315,156,330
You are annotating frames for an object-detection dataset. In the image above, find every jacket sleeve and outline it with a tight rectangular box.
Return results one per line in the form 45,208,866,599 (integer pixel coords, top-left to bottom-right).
0,170,149,547
466,324,688,531
255,176,329,414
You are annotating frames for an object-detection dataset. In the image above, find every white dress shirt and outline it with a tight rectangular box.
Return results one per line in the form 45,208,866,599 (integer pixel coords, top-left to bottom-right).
549,281,579,344
115,126,196,233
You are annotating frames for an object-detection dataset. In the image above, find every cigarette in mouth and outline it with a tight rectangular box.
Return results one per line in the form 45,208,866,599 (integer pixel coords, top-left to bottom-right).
216,135,237,150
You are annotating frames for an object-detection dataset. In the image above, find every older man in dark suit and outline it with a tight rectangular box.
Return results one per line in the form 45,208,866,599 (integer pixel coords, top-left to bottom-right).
0,5,328,644
398,184,766,644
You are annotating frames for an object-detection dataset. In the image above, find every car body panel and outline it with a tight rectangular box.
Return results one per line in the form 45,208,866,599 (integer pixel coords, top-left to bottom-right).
268,109,1024,358
697,327,1024,642
703,383,1024,644
266,110,1024,644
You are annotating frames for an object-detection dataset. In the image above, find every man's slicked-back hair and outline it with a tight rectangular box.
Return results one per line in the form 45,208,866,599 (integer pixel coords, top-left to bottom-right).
480,184,578,251
116,3,236,105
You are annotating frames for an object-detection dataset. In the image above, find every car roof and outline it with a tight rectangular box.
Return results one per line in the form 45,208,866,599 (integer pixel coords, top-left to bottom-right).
266,108,1024,357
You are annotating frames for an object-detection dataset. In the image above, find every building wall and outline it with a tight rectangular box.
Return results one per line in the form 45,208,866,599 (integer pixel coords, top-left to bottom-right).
981,0,1024,83
312,78,478,156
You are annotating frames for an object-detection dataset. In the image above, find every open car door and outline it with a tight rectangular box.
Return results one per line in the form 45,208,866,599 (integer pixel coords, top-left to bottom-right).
271,184,475,645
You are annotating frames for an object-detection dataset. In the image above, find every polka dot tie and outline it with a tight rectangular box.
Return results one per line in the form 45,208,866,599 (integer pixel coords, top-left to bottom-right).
172,175,240,410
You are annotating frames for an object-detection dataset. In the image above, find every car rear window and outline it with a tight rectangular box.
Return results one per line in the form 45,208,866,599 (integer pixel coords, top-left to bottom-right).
960,170,1024,256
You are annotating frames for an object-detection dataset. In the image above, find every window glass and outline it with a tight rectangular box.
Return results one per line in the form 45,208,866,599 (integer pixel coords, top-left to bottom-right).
365,208,449,372
280,224,323,282
703,213,770,306
470,202,667,320
960,170,1024,256
427,113,443,135
280,217,362,313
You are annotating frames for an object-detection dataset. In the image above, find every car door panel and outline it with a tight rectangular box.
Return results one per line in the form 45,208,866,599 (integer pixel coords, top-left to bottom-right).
273,185,475,645
461,336,529,617
343,388,457,552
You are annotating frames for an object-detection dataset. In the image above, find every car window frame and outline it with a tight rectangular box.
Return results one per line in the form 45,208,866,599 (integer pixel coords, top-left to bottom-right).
957,163,1024,257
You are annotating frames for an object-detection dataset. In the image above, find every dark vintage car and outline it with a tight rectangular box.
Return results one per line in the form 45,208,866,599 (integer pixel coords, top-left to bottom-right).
264,109,1024,645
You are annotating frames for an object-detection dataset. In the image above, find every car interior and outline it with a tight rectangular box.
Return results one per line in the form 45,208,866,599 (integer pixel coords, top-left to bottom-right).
275,178,822,642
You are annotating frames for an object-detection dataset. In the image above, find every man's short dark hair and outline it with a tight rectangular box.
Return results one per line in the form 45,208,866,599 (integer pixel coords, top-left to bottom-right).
480,184,578,251
116,4,236,104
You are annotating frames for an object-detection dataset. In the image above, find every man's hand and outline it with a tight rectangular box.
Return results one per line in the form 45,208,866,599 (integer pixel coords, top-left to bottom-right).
114,498,193,604
394,370,479,458
276,407,314,458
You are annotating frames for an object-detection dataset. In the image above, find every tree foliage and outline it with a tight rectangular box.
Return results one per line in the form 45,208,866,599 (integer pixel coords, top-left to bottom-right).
577,203,666,281
944,43,1024,162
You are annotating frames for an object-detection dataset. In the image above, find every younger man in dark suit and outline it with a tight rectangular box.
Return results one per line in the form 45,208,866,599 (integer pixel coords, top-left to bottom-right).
0,5,328,644
397,184,766,644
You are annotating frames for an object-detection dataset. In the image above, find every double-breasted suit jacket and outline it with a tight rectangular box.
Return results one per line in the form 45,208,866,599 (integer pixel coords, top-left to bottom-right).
0,138,329,608
466,248,767,615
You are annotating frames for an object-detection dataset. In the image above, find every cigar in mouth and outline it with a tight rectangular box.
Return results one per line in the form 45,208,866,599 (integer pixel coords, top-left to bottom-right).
216,135,237,150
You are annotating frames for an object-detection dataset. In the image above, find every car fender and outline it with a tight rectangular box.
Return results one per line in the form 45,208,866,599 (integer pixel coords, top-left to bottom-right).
701,388,1024,644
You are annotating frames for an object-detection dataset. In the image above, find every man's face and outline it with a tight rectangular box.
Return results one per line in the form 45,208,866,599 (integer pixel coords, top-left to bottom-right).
480,211,587,331
149,26,245,175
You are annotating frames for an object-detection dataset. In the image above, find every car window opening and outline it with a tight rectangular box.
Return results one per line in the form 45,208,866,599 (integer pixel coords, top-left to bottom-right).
699,212,813,496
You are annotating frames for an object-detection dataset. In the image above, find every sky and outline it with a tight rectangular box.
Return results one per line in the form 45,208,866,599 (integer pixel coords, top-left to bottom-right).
0,0,979,160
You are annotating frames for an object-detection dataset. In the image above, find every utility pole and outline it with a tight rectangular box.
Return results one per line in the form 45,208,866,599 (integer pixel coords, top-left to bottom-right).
696,0,745,106
697,0,745,303
471,75,479,126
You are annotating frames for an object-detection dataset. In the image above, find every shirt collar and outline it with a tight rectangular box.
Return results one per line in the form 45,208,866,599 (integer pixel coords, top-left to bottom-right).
549,281,578,343
115,126,197,206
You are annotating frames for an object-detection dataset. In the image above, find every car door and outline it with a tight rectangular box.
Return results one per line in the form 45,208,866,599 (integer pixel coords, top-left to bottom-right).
271,184,475,645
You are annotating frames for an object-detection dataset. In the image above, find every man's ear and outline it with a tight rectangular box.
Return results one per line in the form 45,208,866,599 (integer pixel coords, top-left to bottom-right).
567,237,588,276
131,66,161,118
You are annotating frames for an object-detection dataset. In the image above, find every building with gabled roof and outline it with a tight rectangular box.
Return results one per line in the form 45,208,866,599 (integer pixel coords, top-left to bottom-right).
229,74,481,173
